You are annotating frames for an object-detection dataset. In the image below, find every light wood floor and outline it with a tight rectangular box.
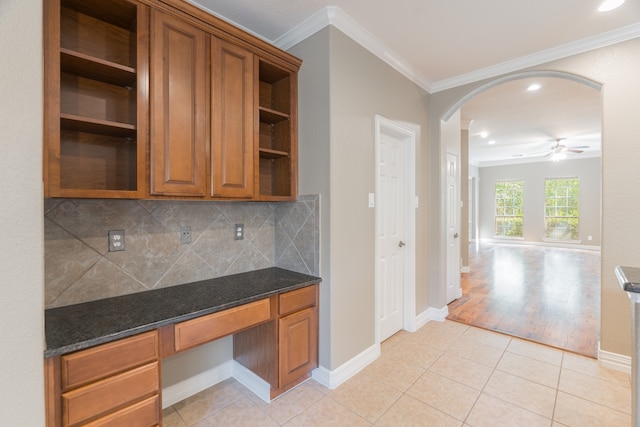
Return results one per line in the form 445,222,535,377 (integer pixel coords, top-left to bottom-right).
447,242,600,358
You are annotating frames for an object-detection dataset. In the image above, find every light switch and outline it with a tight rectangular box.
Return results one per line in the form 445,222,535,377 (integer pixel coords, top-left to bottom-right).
368,193,375,208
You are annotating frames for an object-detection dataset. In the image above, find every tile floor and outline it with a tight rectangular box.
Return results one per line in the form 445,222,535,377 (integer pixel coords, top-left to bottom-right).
162,320,631,426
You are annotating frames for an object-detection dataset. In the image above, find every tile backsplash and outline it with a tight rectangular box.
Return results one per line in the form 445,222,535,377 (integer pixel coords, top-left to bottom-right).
44,195,319,308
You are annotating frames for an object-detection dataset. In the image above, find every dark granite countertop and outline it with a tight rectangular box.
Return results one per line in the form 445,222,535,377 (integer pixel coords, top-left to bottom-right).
615,266,640,293
45,267,321,358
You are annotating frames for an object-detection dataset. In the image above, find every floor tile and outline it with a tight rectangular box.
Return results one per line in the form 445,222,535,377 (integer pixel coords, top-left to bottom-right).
283,396,371,427
459,326,512,350
483,370,556,418
554,391,631,427
374,395,462,427
262,381,326,424
428,353,493,390
558,368,631,414
506,338,564,366
162,407,187,427
496,351,560,388
465,393,552,427
192,397,278,427
328,372,401,423
172,379,245,425
381,330,409,351
445,336,505,368
406,370,479,421
561,352,631,388
385,338,444,369
361,350,425,392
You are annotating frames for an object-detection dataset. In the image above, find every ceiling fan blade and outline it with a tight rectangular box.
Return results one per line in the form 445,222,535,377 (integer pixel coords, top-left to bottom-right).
568,145,589,149
566,149,584,153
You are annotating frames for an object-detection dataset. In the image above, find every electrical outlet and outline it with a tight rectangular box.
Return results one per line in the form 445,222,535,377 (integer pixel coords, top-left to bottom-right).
108,230,125,252
180,226,192,244
235,224,244,240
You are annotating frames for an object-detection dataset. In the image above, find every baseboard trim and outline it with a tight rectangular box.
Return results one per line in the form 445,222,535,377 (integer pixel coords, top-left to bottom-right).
232,361,272,403
162,360,234,408
312,343,380,389
480,238,600,251
415,305,449,330
598,343,631,374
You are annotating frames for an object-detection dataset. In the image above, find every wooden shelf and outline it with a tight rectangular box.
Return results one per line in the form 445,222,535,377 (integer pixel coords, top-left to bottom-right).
259,148,289,159
61,114,136,139
259,107,289,124
61,48,136,87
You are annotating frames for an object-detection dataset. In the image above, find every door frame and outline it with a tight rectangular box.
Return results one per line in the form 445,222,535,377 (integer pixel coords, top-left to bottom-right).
374,115,417,345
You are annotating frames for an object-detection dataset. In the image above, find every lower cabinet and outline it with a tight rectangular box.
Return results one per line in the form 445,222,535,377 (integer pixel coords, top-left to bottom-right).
234,284,319,397
45,285,319,425
45,330,160,427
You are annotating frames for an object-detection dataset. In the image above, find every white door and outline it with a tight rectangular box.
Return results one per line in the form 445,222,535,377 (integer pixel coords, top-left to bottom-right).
446,152,461,303
378,129,405,341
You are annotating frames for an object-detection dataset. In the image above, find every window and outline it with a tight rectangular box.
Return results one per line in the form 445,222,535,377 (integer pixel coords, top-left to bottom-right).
544,178,579,240
495,180,524,237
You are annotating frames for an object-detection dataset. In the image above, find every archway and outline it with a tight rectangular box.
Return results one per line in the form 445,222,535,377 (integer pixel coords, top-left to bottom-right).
440,71,602,357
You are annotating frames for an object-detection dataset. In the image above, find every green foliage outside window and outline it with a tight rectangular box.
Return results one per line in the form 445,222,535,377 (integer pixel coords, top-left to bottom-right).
545,178,579,240
495,180,524,237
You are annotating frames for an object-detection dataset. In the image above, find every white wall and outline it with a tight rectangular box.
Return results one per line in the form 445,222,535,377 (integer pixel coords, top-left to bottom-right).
478,157,601,246
0,0,45,424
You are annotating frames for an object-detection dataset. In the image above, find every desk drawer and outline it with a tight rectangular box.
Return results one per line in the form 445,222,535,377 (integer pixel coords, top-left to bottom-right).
175,298,271,351
62,362,159,426
83,395,159,427
279,285,317,316
61,331,158,390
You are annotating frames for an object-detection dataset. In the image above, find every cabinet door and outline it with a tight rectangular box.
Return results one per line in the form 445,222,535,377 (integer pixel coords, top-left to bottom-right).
278,307,318,388
150,10,206,196
211,38,254,198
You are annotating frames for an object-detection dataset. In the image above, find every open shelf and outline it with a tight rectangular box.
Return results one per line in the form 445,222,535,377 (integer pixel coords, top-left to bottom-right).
61,48,136,87
45,0,144,198
259,106,289,124
259,148,289,159
60,130,137,192
61,114,136,139
256,59,295,199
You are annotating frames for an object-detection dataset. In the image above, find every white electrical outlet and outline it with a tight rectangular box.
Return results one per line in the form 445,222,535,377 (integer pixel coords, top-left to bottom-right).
108,230,125,252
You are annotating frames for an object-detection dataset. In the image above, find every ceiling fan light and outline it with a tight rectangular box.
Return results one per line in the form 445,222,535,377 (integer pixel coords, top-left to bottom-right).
551,152,567,162
599,0,625,12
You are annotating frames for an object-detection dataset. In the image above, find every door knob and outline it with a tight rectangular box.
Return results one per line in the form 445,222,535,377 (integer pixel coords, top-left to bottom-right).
398,241,406,247
454,233,459,238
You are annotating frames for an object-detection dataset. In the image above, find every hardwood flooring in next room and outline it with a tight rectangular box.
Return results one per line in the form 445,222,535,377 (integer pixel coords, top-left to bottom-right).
447,243,600,357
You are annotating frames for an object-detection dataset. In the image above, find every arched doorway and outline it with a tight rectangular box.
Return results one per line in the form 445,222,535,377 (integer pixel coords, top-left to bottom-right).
441,71,602,357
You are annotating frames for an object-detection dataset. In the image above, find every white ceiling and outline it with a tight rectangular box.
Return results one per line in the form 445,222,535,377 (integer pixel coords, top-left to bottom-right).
190,0,639,165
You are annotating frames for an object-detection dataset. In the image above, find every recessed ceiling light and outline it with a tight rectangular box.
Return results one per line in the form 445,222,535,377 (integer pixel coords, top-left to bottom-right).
480,131,488,138
488,140,496,145
527,83,541,91
599,0,625,12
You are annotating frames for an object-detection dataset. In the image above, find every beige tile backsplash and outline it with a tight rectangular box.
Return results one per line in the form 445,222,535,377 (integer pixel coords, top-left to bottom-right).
44,195,319,308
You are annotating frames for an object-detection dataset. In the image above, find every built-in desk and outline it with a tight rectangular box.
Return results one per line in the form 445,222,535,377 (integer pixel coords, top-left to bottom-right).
44,267,321,427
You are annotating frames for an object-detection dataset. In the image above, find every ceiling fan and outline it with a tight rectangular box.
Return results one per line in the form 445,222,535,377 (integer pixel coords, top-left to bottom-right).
545,139,589,161
513,139,590,161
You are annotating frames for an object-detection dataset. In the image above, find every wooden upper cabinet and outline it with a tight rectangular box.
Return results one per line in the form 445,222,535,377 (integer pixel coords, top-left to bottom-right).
150,9,207,196
211,38,255,198
44,0,301,201
43,0,149,198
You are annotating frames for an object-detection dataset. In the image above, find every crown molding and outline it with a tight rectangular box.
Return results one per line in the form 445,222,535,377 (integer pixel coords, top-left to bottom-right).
431,22,640,93
274,6,433,92
274,6,640,95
